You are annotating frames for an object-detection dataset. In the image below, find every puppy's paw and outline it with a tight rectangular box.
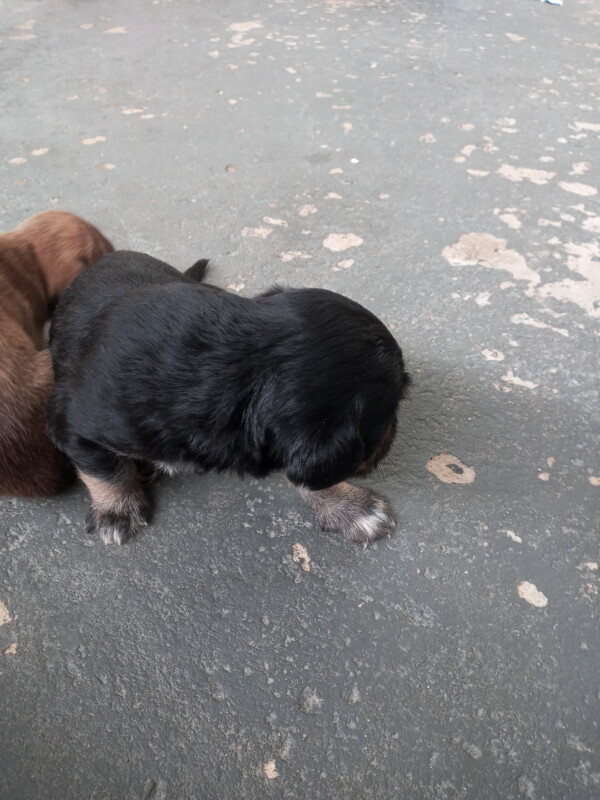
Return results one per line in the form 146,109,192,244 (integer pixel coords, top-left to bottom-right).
339,492,396,545
300,483,396,545
86,501,149,546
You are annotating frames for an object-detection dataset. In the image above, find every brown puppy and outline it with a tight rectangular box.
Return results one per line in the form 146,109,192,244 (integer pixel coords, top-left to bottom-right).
0,211,113,496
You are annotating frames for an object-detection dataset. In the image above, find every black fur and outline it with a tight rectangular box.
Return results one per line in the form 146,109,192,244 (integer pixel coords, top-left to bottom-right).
47,251,410,544
183,258,209,282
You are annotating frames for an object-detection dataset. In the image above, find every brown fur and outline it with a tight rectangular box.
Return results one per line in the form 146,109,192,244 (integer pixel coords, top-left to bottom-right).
0,211,113,496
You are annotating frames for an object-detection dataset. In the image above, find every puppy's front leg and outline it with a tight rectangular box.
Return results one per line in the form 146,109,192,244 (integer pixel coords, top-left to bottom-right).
69,443,150,545
296,482,395,545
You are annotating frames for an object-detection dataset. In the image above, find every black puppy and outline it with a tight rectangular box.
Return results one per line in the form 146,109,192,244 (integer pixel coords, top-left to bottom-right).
47,252,410,546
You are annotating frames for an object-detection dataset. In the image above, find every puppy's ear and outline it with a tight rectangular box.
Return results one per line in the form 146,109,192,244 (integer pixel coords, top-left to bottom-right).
285,417,365,491
183,259,209,282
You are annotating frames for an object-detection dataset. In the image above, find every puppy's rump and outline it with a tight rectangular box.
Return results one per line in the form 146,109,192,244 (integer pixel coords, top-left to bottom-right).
0,344,70,495
0,210,113,497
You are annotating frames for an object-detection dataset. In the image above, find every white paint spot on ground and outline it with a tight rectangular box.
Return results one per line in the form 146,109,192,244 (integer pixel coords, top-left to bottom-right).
425,453,475,484
420,133,436,143
227,283,244,292
82,136,106,145
547,457,555,468
581,216,600,233
588,476,600,487
497,164,555,185
122,108,145,115
103,27,127,34
8,33,36,40
278,251,311,262
343,122,352,133
583,561,598,570
263,216,287,227
538,472,550,481
501,370,538,390
329,168,344,174
482,349,505,361
14,20,36,30
517,581,548,608
298,204,317,217
499,213,521,230
569,162,590,176
292,543,311,572
442,233,540,288
80,23,94,30
241,226,272,239
510,313,568,337
558,181,597,197
97,163,116,170
9,157,28,165
467,169,490,177
536,241,600,318
459,123,475,131
506,530,522,543
262,761,279,779
0,602,13,626
325,192,342,199
505,33,526,42
337,259,354,269
323,233,363,252
31,148,49,156
4,643,17,655
228,21,263,32
475,291,491,307
571,121,600,133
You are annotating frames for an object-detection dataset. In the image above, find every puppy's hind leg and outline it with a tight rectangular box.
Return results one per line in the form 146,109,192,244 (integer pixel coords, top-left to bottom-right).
296,482,395,545
70,440,150,545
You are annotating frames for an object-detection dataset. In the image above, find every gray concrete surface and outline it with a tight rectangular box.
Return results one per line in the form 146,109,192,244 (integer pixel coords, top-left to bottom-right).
1,0,599,798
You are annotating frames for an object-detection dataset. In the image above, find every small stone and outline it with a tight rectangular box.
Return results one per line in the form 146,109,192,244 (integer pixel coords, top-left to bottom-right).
262,760,279,779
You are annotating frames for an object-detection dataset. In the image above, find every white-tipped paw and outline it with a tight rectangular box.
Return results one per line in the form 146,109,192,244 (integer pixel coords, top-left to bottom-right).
86,506,148,546
343,498,396,545
300,483,396,545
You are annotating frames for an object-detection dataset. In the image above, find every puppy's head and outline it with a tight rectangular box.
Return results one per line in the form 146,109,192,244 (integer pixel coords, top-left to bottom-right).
15,211,113,300
263,289,410,490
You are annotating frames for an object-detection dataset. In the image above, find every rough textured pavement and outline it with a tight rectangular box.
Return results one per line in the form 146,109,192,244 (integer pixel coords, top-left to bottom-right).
1,1,599,798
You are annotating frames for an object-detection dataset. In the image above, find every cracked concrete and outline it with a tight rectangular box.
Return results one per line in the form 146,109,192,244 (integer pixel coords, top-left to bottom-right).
1,0,599,798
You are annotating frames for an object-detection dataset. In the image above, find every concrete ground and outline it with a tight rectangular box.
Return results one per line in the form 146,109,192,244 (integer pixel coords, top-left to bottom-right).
1,0,599,797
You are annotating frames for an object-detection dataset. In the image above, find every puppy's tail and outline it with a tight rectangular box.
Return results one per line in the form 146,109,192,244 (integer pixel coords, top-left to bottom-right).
184,259,209,282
